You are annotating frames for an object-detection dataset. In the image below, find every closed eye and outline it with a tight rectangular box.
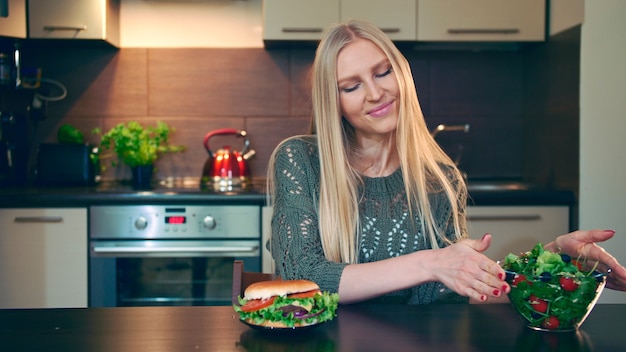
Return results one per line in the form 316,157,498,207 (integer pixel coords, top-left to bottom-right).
375,67,392,78
342,84,360,93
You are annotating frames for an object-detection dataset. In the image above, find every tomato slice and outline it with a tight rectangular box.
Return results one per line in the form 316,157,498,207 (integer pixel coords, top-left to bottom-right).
240,297,276,312
287,289,321,299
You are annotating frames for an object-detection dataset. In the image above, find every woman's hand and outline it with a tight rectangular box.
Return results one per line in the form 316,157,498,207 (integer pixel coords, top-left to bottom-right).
433,233,508,303
544,229,626,291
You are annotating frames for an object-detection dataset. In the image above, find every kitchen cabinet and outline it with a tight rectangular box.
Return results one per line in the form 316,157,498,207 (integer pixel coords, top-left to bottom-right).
27,0,120,47
0,0,26,39
417,0,546,42
263,0,416,41
264,0,546,43
341,0,416,41
467,206,570,261
0,208,88,308
550,0,584,36
263,0,339,41
261,206,273,273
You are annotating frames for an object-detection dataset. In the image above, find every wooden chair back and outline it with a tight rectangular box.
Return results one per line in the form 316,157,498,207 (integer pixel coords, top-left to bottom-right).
232,260,274,305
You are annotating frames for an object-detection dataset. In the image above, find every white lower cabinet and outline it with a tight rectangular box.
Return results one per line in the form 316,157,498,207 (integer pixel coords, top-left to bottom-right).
0,208,88,308
467,206,570,261
261,206,274,273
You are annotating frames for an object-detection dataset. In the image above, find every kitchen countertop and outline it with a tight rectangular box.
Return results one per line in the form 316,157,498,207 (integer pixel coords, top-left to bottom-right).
0,304,623,351
0,179,576,208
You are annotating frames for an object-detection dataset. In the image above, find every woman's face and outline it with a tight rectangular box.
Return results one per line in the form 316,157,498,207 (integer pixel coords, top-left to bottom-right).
336,38,400,142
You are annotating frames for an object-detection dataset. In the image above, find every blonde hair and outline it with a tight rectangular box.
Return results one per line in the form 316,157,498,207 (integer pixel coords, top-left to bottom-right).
269,19,467,264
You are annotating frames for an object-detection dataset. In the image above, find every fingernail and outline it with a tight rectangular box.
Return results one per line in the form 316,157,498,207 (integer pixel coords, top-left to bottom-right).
493,289,500,296
502,285,509,293
480,294,487,302
605,229,616,234
498,272,504,280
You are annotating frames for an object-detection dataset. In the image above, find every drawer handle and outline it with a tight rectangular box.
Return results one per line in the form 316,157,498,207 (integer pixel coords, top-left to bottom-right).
43,25,87,32
447,28,520,35
380,28,401,34
468,215,541,221
14,216,64,223
282,27,324,33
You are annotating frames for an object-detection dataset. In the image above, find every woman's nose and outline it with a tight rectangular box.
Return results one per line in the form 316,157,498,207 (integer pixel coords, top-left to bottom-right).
365,81,383,101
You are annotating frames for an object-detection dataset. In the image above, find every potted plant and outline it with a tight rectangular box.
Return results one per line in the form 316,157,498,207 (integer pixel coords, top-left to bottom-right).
93,121,186,188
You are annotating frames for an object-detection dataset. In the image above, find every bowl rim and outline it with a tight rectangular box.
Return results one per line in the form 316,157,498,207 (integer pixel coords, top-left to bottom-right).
501,268,608,281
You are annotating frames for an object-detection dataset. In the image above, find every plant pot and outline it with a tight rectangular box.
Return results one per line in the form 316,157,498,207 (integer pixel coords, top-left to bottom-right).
131,165,154,189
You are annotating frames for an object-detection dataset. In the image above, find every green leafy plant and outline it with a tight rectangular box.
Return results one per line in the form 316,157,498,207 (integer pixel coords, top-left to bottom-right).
93,121,186,168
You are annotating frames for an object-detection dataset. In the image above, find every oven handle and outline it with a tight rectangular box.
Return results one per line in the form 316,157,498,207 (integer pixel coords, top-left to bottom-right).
91,245,259,256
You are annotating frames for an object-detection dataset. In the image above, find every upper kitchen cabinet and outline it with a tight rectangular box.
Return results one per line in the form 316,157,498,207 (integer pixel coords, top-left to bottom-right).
417,0,546,42
550,0,584,36
0,0,26,39
28,0,120,47
263,0,340,41
341,0,416,41
263,0,416,42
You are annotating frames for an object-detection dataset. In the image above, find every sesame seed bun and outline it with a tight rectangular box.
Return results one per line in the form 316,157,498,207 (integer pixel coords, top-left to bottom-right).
243,280,320,300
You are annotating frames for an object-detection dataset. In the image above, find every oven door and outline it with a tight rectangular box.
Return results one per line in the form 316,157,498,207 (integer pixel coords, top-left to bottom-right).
89,240,261,307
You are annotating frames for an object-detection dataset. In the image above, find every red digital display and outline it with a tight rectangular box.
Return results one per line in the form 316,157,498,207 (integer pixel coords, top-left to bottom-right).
165,216,186,224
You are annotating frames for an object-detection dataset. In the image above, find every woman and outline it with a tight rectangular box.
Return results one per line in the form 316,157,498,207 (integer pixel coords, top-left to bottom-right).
267,19,626,304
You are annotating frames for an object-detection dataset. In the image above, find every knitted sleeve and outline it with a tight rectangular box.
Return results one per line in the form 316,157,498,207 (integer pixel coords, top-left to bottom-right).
269,137,348,293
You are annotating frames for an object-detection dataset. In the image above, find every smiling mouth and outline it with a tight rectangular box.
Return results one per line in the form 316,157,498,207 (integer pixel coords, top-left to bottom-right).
368,101,394,118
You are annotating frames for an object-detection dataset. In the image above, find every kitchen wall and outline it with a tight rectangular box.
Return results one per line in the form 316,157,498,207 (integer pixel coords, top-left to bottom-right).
0,0,579,192
579,0,626,304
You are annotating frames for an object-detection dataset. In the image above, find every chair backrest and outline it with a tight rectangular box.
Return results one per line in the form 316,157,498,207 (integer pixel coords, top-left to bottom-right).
232,260,274,305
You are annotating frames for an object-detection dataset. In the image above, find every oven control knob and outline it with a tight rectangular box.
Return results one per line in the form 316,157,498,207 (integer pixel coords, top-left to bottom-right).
203,216,217,230
134,216,148,230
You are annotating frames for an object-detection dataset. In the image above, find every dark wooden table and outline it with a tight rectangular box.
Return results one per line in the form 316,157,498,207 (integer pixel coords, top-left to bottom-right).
0,304,623,351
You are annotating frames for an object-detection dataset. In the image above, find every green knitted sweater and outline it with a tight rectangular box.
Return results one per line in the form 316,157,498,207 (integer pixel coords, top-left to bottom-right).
270,136,467,304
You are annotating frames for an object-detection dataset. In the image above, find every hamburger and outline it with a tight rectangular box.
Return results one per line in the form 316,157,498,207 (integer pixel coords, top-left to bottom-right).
233,279,340,328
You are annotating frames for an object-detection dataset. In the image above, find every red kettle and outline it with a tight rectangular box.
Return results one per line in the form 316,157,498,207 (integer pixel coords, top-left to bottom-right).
201,128,255,192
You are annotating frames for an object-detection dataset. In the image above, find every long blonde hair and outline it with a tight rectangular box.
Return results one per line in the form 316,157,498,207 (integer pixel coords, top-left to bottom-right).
269,19,467,264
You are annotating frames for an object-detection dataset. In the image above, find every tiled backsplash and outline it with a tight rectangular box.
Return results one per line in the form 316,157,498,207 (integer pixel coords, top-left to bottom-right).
4,28,579,190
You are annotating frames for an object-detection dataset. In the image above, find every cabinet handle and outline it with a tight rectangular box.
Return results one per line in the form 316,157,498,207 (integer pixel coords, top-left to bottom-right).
14,216,64,223
468,215,541,222
281,28,324,33
43,26,87,32
447,28,520,35
380,28,401,34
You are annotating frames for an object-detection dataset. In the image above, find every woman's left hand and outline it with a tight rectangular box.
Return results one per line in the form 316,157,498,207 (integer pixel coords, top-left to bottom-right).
544,229,626,291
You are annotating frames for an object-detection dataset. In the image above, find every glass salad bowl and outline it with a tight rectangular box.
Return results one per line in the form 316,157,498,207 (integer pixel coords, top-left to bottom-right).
500,244,608,332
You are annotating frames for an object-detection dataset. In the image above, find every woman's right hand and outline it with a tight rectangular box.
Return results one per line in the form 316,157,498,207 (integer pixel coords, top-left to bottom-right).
431,233,508,302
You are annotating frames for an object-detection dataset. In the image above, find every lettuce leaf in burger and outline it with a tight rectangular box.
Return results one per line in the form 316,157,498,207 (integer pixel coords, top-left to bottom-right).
233,279,340,328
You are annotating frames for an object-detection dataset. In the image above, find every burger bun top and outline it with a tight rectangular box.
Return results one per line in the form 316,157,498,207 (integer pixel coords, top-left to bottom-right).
244,279,319,300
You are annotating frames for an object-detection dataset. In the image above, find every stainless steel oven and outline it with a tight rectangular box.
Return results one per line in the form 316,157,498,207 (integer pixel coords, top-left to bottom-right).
89,205,261,307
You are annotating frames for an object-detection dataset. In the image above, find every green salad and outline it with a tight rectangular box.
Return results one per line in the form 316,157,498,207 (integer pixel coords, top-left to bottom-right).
500,243,606,331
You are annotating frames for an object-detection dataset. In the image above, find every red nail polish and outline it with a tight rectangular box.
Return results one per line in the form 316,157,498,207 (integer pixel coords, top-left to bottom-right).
493,289,500,296
502,285,509,293
481,294,487,301
498,272,504,280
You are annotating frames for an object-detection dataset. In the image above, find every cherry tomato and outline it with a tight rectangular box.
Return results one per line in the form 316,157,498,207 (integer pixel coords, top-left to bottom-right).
287,289,321,299
529,295,548,313
240,297,275,312
559,276,580,292
512,274,531,287
571,259,583,271
542,316,560,330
